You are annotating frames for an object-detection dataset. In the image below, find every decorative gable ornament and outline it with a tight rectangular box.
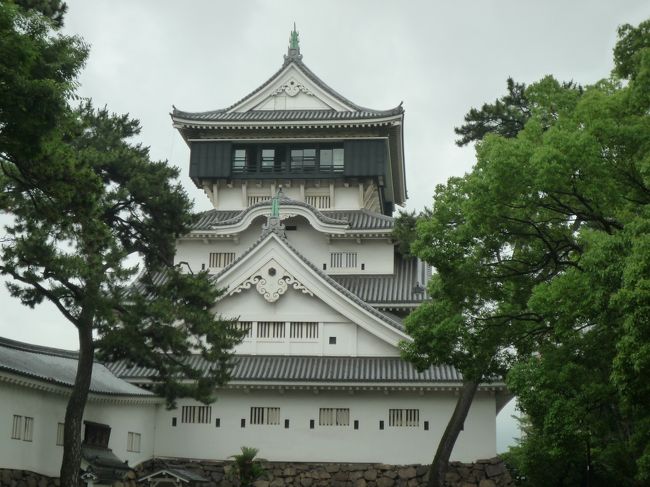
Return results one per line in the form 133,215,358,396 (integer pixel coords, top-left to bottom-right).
229,259,313,303
272,78,314,97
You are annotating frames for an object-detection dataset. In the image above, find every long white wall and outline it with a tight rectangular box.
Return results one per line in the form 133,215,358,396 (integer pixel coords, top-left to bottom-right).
0,381,156,477
153,389,497,464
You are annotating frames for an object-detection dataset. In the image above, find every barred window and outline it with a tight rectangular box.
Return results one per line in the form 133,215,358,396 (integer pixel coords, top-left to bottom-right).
11,415,22,440
127,432,141,452
257,322,285,339
56,422,64,446
236,321,253,338
330,252,357,269
319,408,350,426
181,406,212,424
248,195,271,206
290,322,319,339
23,417,33,442
305,195,330,209
250,407,281,425
389,409,419,427
209,252,235,268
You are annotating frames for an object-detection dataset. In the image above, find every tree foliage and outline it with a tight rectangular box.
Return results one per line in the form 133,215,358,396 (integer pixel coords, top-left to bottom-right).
1,3,244,485
400,17,650,486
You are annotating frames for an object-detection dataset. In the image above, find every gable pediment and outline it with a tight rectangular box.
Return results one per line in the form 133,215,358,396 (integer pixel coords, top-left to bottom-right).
215,232,409,347
229,63,355,113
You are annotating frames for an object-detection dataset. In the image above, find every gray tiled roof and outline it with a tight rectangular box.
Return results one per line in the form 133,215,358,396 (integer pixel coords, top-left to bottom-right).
0,337,153,396
172,108,403,123
333,256,430,305
172,58,403,123
190,200,393,232
108,355,462,383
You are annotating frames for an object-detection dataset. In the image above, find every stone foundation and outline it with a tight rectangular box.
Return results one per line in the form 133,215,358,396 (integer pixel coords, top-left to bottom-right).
136,458,514,487
0,469,137,487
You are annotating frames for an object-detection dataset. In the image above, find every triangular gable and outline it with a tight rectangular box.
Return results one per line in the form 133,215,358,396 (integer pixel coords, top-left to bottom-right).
215,231,410,347
228,62,356,114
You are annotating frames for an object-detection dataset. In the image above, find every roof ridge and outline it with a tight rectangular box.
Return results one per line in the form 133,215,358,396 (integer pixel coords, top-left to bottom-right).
0,335,79,359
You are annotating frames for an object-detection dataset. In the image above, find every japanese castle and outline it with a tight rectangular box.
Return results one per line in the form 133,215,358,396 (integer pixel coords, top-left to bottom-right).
0,28,508,482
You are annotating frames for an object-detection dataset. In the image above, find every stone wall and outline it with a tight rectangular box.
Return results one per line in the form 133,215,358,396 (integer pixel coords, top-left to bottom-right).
136,458,514,487
0,469,137,487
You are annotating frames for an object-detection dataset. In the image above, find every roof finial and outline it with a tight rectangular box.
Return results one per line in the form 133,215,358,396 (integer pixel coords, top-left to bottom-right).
284,23,303,64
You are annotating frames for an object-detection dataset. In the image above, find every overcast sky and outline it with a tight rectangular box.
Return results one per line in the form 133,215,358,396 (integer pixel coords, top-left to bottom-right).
1,0,649,451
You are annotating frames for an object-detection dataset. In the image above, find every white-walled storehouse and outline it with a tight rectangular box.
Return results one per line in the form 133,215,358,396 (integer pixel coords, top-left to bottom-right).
0,29,508,481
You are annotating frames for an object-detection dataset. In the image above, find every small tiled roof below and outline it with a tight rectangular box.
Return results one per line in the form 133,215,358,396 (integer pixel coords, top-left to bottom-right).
333,256,430,305
0,337,152,396
108,355,462,383
82,445,132,484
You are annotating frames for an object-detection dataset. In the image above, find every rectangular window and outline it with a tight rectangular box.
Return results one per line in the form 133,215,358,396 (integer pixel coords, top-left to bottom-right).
333,148,344,172
250,407,281,425
181,406,212,424
319,148,333,170
289,322,319,339
319,408,350,426
23,417,33,442
127,432,141,452
257,322,285,339
290,149,304,170
389,409,420,427
56,422,65,446
237,321,253,338
209,252,236,268
232,149,247,172
11,415,22,440
261,149,275,171
330,252,358,269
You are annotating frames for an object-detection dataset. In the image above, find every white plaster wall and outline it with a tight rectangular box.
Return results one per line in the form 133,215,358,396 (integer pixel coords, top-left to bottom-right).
216,187,244,210
175,216,394,277
357,327,400,357
220,287,395,357
333,186,361,210
0,382,156,477
153,389,496,464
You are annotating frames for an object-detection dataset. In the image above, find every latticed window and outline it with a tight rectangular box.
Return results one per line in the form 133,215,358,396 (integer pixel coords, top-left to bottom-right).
305,195,330,209
388,409,419,427
257,322,285,339
209,252,236,268
250,407,281,425
23,417,33,442
330,252,358,268
232,149,247,172
127,432,141,452
319,408,350,426
236,321,253,338
248,195,271,206
290,322,318,339
181,406,212,424
56,422,64,446
11,415,22,439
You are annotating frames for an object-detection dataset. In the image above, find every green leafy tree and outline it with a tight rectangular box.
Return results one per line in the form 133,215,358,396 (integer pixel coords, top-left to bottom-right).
1,4,244,486
400,18,650,487
228,447,267,487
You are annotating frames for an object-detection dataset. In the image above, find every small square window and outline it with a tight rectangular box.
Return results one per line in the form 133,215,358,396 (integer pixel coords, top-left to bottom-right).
354,420,359,430
379,420,384,430
329,337,337,345
241,419,246,428
172,417,177,427
309,419,315,429
215,418,221,428
285,419,290,429
424,421,429,431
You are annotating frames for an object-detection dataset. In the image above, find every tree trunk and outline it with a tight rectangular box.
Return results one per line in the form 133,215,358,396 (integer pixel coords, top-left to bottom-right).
60,324,95,487
427,380,479,487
